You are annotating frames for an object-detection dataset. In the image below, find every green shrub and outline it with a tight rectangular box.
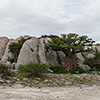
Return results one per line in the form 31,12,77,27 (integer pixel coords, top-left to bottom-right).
84,57,94,68
50,66,88,74
7,56,15,64
94,52,100,59
49,66,68,74
69,67,87,74
38,34,59,39
0,63,13,78
18,62,49,79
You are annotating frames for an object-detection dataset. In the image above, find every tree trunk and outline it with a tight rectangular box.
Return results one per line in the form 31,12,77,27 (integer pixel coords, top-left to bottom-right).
63,53,77,71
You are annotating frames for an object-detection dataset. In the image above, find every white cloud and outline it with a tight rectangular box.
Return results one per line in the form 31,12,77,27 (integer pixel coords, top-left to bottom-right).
0,0,100,42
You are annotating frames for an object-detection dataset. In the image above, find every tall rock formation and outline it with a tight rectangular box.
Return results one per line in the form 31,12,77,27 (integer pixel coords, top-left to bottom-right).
1,35,32,65
16,37,65,67
1,39,16,63
0,37,9,58
0,35,100,70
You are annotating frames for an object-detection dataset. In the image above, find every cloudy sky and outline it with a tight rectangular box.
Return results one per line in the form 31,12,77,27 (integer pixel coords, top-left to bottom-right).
0,0,100,42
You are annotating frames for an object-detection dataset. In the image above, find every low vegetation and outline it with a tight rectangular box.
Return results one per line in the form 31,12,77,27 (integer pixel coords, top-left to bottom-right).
49,65,90,74
0,63,14,79
0,61,100,87
18,62,49,79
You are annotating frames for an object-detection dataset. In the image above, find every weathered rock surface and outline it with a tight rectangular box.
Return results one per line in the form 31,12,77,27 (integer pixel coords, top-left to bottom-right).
16,35,31,41
76,53,91,70
93,44,100,52
1,35,32,66
0,37,9,58
0,35,100,70
76,44,100,70
16,37,65,67
1,39,17,63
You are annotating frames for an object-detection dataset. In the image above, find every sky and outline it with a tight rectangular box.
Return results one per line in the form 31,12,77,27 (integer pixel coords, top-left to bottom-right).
0,0,100,42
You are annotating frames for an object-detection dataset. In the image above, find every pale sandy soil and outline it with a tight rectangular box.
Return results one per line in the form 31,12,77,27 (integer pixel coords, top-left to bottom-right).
0,85,100,100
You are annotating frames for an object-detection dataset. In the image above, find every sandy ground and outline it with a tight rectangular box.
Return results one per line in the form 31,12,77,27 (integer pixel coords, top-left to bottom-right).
0,85,100,100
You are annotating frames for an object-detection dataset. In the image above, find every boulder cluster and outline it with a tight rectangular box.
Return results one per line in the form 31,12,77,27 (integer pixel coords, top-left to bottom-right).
0,35,100,70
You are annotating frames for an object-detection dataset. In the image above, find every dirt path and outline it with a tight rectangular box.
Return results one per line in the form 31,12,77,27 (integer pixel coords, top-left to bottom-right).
0,85,100,100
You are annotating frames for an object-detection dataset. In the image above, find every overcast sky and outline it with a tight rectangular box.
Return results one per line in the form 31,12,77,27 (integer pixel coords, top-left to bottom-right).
0,0,100,42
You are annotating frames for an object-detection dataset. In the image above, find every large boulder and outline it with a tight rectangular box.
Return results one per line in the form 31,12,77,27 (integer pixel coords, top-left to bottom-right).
16,37,65,67
1,39,16,63
76,44,100,70
92,44,100,52
1,35,32,64
16,35,31,41
76,53,91,70
0,37,9,58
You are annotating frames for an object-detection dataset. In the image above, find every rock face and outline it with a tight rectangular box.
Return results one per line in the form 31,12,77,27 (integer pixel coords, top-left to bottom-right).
0,37,9,58
16,37,65,67
76,53,91,70
76,44,100,70
16,35,31,41
0,35,100,70
1,39,16,63
1,35,32,66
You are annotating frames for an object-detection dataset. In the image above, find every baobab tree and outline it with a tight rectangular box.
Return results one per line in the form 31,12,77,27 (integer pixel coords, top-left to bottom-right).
45,33,95,71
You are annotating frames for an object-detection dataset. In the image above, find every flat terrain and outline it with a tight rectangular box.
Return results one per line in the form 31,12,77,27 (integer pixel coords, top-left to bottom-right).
0,85,100,100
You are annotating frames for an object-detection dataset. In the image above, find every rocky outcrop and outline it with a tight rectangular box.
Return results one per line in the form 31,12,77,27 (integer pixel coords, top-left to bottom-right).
16,37,65,67
1,39,16,63
0,35,100,70
16,35,31,41
76,44,100,70
1,35,32,66
76,53,91,70
0,37,9,58
92,44,100,52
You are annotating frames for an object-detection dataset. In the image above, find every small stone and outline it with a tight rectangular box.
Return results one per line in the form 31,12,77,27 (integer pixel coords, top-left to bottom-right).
13,77,17,79
34,80,38,84
76,71,79,74
35,78,41,81
6,80,11,84
38,85,41,89
17,79,20,81
0,80,4,83
15,81,21,84
65,81,72,85
44,80,48,82
23,78,28,81
48,69,53,73
76,76,81,78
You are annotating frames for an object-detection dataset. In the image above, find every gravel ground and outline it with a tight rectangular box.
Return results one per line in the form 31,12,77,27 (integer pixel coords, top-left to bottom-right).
0,85,100,100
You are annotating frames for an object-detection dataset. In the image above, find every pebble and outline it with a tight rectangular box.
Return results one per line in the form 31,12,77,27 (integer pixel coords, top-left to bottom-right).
44,80,48,82
65,81,72,85
0,80,4,83
6,80,11,84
